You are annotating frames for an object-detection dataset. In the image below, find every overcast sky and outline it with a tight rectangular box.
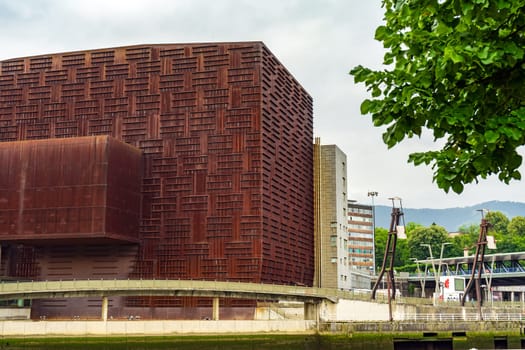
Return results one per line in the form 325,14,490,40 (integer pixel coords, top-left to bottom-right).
1,0,524,209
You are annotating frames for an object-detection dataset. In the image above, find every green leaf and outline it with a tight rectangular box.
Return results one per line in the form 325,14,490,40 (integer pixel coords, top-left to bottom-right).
375,26,390,41
477,46,490,60
480,51,499,65
503,41,524,59
484,130,500,143
496,0,511,9
360,99,372,114
499,28,512,38
435,21,452,35
444,46,464,63
501,127,522,140
350,65,369,83
451,181,464,194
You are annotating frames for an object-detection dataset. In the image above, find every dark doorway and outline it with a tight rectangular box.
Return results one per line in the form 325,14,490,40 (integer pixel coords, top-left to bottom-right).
494,336,507,349
394,339,452,350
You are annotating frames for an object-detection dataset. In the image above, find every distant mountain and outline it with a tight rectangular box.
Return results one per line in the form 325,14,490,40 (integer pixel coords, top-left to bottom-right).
373,201,525,232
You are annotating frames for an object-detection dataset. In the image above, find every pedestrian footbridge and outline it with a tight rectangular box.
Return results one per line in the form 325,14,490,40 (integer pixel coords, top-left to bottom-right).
0,279,346,321
0,279,340,303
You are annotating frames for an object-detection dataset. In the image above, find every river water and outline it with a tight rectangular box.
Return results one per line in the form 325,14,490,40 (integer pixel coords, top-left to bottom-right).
0,335,376,350
0,333,513,349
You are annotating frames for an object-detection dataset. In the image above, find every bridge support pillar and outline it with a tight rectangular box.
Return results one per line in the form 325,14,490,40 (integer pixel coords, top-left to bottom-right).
304,302,320,323
101,296,108,321
212,297,220,320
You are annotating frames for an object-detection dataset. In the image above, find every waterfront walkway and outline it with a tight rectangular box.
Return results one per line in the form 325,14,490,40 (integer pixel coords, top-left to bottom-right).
0,319,317,336
0,319,520,337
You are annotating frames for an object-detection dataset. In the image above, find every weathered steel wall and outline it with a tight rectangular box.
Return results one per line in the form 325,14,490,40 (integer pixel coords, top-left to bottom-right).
0,136,141,243
260,47,314,284
0,42,314,316
31,243,139,318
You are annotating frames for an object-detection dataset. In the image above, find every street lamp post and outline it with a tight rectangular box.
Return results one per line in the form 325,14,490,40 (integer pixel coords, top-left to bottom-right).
367,191,378,274
420,244,437,297
437,242,452,280
421,242,451,303
410,257,426,298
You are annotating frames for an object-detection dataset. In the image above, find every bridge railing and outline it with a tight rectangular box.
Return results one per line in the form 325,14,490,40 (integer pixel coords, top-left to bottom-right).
398,313,524,322
0,279,311,290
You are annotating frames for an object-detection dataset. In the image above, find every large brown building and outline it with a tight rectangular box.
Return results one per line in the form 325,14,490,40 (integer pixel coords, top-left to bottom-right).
0,42,314,319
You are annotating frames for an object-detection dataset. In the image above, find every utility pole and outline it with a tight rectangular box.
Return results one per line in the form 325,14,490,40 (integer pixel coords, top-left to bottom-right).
367,191,378,274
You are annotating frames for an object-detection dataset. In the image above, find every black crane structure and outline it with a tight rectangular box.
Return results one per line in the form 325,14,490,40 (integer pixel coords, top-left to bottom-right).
461,213,493,320
370,198,493,322
371,198,405,321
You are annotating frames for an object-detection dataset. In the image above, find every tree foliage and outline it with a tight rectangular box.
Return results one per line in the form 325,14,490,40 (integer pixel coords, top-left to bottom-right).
493,214,525,252
351,0,525,193
377,213,525,272
407,224,450,260
508,216,525,236
485,210,509,235
451,223,479,256
374,226,410,272
374,227,388,272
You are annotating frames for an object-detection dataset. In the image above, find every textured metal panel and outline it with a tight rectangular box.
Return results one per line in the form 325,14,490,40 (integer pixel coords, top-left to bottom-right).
0,42,314,314
260,46,315,285
0,136,141,243
31,244,139,318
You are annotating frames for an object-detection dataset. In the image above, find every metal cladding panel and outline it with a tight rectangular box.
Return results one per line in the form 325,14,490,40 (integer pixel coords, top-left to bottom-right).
0,136,141,243
30,244,139,318
0,42,314,294
260,46,315,286
106,137,143,241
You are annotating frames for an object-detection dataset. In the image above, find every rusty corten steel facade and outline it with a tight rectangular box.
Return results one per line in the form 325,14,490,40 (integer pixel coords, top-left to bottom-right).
0,42,314,317
0,136,142,244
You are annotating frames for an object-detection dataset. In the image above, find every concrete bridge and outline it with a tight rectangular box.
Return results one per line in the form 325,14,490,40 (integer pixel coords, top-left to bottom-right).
1,279,523,328
0,279,344,321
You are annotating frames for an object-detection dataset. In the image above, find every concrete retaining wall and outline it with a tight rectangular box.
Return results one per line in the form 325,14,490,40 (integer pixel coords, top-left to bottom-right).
324,299,525,322
0,320,317,337
320,320,523,333
324,299,390,321
0,308,30,320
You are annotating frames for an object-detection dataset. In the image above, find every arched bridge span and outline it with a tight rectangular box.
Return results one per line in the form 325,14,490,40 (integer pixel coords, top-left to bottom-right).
0,279,340,304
